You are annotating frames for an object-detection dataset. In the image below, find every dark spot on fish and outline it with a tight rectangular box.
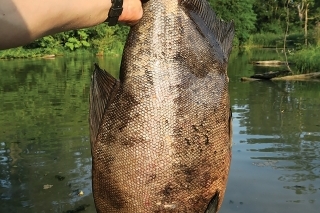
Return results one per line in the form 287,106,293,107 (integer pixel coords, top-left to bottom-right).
105,133,117,145
121,135,145,148
118,123,126,131
192,125,199,132
182,166,196,183
106,89,140,138
147,174,157,183
204,135,209,145
163,183,174,197
121,138,135,147
173,126,183,136
145,69,154,85
185,138,191,145
173,51,184,61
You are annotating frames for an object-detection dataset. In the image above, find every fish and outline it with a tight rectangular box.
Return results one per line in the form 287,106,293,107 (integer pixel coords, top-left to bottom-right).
89,0,234,212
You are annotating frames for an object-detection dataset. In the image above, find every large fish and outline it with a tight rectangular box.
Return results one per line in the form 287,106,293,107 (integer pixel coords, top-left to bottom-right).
89,0,234,212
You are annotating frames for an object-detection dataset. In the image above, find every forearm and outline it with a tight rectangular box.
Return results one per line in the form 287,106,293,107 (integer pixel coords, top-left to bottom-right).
0,0,113,49
0,0,142,50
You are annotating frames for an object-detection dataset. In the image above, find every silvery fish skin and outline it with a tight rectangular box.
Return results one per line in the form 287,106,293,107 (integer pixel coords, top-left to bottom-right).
89,0,234,212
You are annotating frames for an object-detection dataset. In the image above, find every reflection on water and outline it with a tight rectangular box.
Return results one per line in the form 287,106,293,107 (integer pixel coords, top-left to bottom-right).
0,50,319,213
221,49,320,213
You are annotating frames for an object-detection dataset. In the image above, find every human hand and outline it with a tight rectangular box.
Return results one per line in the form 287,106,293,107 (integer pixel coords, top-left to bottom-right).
118,0,149,25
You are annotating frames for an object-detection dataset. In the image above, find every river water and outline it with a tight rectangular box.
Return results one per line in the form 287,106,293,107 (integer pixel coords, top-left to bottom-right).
0,49,319,213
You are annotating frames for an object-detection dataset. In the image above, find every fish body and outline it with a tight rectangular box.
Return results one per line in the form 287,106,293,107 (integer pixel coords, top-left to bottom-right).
90,0,234,212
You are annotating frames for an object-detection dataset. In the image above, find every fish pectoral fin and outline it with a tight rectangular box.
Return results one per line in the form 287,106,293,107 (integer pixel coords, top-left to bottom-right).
89,64,120,145
205,192,219,213
180,0,235,59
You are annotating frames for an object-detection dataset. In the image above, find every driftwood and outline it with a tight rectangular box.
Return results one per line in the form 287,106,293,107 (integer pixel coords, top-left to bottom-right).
272,72,320,81
241,71,320,82
250,70,291,80
251,60,291,65
42,54,55,59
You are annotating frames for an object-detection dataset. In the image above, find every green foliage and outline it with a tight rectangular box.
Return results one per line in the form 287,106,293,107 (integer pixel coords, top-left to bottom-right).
313,23,320,45
209,0,257,45
0,24,129,58
247,33,283,47
247,32,309,48
290,46,320,73
0,46,54,59
0,1,319,58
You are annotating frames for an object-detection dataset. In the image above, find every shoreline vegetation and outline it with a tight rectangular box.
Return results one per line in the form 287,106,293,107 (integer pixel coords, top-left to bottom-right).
0,24,129,60
1,0,319,74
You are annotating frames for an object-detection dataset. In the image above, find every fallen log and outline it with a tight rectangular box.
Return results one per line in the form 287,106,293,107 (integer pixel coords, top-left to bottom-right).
240,77,262,81
250,70,291,80
42,54,56,59
272,72,320,81
251,60,291,65
241,72,320,82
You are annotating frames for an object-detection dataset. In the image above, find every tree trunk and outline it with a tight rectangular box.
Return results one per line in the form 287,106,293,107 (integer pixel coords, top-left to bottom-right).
304,3,309,46
284,0,292,73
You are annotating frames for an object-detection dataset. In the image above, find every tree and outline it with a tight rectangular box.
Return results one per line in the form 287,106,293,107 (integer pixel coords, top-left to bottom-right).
295,0,315,45
253,0,284,33
209,0,257,45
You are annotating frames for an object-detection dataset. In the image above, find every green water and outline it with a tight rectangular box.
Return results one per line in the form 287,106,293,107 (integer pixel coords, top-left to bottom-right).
0,49,319,213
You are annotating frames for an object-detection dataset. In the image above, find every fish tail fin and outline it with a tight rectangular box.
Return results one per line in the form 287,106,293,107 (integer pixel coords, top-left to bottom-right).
89,64,120,146
205,192,220,213
180,0,235,59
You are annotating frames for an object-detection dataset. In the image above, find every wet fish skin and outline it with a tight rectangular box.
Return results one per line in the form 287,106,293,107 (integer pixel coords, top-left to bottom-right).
90,0,234,212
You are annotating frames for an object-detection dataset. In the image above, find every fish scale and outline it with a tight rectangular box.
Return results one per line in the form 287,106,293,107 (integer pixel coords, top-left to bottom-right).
90,0,234,212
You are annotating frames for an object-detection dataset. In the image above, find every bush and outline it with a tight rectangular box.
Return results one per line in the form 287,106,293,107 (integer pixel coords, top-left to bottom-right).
313,22,320,46
247,33,283,47
290,46,320,73
0,24,129,59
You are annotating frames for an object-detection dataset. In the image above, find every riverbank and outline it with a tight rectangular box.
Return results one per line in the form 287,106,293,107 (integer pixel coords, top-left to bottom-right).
290,46,320,73
0,47,122,60
0,24,128,59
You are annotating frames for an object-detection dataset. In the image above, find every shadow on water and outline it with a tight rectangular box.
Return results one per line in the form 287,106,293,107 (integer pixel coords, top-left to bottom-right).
0,49,319,213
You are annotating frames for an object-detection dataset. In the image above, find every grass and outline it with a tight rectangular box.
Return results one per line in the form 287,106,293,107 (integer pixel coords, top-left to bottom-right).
246,33,283,48
0,47,57,59
0,42,125,59
290,46,320,74
246,32,306,48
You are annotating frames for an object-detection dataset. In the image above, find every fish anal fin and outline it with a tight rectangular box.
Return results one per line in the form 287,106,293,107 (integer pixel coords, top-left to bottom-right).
205,191,219,213
89,64,120,146
180,0,235,60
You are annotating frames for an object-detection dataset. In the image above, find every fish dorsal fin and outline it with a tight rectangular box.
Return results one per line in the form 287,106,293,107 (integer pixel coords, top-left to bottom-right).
89,64,120,146
180,0,235,59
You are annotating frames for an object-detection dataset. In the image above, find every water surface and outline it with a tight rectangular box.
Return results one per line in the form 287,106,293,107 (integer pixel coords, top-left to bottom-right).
0,49,319,213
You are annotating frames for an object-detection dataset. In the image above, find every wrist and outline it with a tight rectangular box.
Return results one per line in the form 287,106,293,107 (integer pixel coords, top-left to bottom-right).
106,0,123,26
118,0,143,25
